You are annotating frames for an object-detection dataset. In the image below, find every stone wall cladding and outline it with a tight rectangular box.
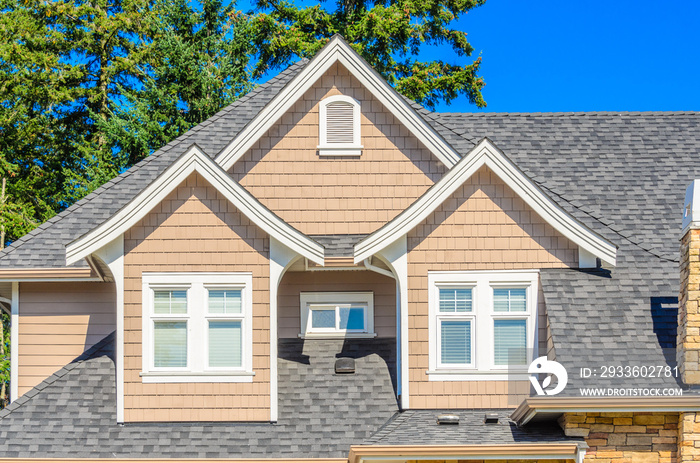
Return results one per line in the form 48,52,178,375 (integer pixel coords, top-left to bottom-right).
679,412,700,463
678,229,700,385
559,412,678,462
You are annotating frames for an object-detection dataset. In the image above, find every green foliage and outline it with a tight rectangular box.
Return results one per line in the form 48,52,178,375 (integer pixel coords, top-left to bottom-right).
99,0,256,167
247,0,487,110
0,0,255,243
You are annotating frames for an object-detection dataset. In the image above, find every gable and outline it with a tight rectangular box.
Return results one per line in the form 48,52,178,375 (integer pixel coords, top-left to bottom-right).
407,165,579,269
65,145,324,266
123,172,271,422
355,139,617,267
215,35,460,171
230,62,447,236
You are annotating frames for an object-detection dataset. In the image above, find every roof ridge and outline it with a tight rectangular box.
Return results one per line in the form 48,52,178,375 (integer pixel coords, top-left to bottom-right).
437,110,700,117
0,331,115,421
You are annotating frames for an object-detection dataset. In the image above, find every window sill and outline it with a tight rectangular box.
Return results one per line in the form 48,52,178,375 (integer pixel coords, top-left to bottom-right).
317,145,363,156
298,332,377,340
140,371,255,383
426,369,529,381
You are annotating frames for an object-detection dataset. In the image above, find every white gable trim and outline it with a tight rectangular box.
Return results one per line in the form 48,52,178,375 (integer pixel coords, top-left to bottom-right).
354,138,617,267
66,145,325,266
215,35,461,171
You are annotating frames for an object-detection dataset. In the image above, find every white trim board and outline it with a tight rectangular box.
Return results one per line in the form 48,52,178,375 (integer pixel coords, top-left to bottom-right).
10,281,18,402
354,138,617,267
215,35,460,171
65,145,325,266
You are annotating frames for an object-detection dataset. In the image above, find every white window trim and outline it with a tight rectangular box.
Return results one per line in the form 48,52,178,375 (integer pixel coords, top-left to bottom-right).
141,272,254,383
299,292,376,339
427,270,538,381
318,95,363,156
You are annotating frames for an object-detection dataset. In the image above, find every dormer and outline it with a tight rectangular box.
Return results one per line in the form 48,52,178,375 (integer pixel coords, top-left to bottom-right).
318,95,363,156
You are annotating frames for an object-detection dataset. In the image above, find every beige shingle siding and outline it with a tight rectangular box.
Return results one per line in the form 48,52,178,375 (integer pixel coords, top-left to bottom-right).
17,282,116,396
277,270,396,339
406,166,578,408
123,172,270,422
230,62,446,236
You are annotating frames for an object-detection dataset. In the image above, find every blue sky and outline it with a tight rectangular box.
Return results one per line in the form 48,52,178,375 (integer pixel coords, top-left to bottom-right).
244,0,699,113
429,0,700,112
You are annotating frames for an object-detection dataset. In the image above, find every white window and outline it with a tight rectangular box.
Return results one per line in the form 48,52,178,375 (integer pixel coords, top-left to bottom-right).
318,95,363,156
427,271,538,381
299,292,375,338
141,273,254,383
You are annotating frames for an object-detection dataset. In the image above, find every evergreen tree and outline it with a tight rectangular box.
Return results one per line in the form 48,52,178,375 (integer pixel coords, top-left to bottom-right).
100,0,257,166
247,0,487,110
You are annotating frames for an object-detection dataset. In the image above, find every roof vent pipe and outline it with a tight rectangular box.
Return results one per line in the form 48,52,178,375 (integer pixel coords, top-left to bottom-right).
436,414,459,425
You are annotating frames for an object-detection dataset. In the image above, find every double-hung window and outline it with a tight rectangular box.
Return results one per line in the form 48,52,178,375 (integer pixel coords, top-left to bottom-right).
437,288,474,368
299,292,375,338
428,271,538,380
141,273,254,383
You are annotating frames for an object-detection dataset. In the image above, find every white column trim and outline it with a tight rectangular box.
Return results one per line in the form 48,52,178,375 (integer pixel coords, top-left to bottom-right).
10,281,18,402
94,235,124,423
377,237,408,409
269,237,299,422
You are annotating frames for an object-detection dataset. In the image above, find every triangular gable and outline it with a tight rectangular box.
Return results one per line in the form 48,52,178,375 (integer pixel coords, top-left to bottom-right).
354,138,618,267
215,35,461,171
65,145,325,266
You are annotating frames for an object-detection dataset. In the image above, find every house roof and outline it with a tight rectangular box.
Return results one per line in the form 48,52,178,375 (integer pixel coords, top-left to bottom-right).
0,51,698,272
0,333,586,458
540,241,684,394
363,409,582,446
0,335,400,458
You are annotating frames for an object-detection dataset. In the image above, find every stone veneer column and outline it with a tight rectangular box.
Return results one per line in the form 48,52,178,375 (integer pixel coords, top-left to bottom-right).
678,227,700,385
679,412,700,462
678,180,700,463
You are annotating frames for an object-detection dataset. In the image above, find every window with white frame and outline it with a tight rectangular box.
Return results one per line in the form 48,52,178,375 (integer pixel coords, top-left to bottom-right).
141,273,254,383
318,95,363,156
427,271,538,381
299,292,375,338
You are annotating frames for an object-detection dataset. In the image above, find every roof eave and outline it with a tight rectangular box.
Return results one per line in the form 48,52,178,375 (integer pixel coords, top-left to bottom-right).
512,396,700,426
349,443,586,463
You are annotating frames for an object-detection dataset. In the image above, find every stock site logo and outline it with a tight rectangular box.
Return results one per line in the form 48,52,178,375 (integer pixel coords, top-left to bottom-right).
528,356,568,396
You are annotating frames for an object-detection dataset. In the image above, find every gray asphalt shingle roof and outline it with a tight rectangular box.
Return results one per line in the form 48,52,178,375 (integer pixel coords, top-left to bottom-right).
0,335,400,458
364,409,583,446
310,234,367,257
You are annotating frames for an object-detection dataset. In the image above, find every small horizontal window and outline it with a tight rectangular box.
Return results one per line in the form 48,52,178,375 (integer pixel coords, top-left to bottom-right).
300,292,375,339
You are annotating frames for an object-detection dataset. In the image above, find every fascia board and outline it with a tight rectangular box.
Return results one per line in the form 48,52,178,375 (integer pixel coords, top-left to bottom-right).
66,146,324,266
354,139,617,266
215,36,460,171
349,444,581,463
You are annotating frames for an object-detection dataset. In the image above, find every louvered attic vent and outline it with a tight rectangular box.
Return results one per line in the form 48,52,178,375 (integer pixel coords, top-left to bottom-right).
318,95,363,156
